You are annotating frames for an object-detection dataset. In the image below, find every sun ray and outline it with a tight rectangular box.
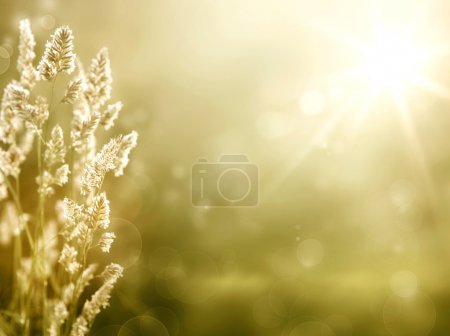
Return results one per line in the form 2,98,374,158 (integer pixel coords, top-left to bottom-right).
392,91,439,216
273,7,450,213
263,96,359,201
413,77,450,100
306,10,448,100
303,19,366,55
348,86,380,139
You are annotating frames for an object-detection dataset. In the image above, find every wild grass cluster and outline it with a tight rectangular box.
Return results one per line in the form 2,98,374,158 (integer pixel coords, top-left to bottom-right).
0,20,137,336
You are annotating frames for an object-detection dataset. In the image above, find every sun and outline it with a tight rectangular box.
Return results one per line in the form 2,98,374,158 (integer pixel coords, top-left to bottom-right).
306,18,447,101
358,28,430,94
295,19,447,212
266,9,449,205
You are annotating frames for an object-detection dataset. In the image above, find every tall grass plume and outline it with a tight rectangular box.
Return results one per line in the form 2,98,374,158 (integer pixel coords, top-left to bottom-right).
0,19,138,336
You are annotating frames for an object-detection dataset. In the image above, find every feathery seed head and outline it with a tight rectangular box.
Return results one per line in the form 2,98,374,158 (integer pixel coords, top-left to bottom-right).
37,170,55,196
80,136,122,195
53,300,68,325
88,192,110,229
38,26,76,80
17,19,39,89
59,244,81,274
79,264,123,326
45,125,66,167
4,83,30,116
99,232,115,253
69,316,89,336
37,164,70,196
62,198,85,228
54,164,70,185
100,101,122,130
84,48,112,109
62,283,75,305
71,111,100,151
69,222,90,245
62,78,84,104
114,131,138,176
17,19,36,73
0,145,26,178
101,263,123,283
18,130,34,156
75,264,98,299
22,95,49,132
0,20,138,334
0,202,28,245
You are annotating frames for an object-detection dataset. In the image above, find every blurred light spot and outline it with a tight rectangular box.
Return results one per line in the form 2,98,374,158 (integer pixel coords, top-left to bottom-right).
269,279,304,318
389,180,423,232
40,0,57,10
92,325,122,336
0,46,11,75
214,271,266,292
146,306,180,336
122,107,148,129
39,14,55,30
315,175,331,191
289,291,312,319
190,206,210,229
107,218,142,268
270,247,299,278
214,130,246,153
253,295,283,328
365,232,412,272
383,292,436,336
163,251,219,304
297,239,325,268
299,90,326,115
329,87,345,104
2,38,13,55
390,270,418,298
394,243,404,254
107,174,143,221
118,316,170,336
132,161,155,209
389,179,417,211
256,111,294,139
290,321,335,336
149,247,180,276
171,164,186,180
162,188,181,205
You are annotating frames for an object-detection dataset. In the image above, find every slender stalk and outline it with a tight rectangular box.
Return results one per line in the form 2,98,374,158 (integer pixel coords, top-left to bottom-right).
9,177,23,313
1,173,33,248
10,235,21,310
64,181,104,336
70,147,75,200
41,77,57,336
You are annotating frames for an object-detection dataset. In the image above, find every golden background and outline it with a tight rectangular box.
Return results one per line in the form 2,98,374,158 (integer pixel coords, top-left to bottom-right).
2,0,450,335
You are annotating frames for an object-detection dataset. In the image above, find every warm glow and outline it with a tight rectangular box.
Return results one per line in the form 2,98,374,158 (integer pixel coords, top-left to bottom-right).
359,28,428,92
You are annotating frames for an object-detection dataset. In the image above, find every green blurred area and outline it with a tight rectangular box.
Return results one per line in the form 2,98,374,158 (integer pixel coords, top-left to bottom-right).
2,0,450,335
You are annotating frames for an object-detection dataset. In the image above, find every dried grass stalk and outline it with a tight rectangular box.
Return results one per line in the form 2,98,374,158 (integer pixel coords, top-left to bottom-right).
0,19,138,336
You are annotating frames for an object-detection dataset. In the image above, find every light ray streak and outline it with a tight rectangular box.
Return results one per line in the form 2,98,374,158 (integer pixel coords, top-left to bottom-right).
263,96,358,201
413,77,450,100
393,91,439,216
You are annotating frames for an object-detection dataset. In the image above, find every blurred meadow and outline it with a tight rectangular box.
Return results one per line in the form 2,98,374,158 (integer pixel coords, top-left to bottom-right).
2,0,450,335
